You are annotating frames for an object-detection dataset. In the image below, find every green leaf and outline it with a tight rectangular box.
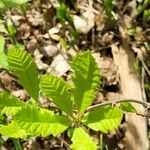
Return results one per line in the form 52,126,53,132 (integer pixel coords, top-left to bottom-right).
7,24,16,37
1,0,28,5
134,58,142,78
7,47,39,101
40,75,73,115
0,0,28,11
0,122,26,138
0,92,25,116
57,2,68,22
0,2,5,10
103,0,113,19
14,106,71,137
71,127,97,150
70,51,100,113
82,106,123,133
57,2,75,30
120,102,137,113
143,9,150,22
0,35,9,69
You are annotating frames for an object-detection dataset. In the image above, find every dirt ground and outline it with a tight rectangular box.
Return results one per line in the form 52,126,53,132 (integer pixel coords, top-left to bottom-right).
0,0,150,149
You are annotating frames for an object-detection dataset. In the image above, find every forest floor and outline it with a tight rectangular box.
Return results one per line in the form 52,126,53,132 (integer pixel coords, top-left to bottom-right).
0,0,150,149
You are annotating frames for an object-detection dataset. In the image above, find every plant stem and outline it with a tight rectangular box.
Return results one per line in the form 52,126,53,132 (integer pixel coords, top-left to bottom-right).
13,139,22,150
87,99,150,112
99,134,103,150
0,137,5,147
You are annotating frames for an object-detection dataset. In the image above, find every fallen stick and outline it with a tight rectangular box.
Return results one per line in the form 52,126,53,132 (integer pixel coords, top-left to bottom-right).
112,42,149,150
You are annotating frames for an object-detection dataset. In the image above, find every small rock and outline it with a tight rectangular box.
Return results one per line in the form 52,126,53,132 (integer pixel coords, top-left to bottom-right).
73,15,87,33
0,72,14,91
26,9,44,27
68,48,76,57
49,54,70,76
34,49,49,70
73,10,95,33
48,26,61,41
92,52,101,69
43,33,49,39
18,23,31,40
26,37,37,52
49,27,59,35
11,90,27,100
43,45,58,57
11,15,24,26
35,59,49,70
50,34,61,41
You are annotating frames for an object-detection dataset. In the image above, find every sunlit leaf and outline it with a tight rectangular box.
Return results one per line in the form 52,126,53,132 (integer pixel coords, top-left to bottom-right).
70,51,100,113
83,106,123,133
7,47,39,101
40,75,73,115
71,127,97,150
14,106,71,137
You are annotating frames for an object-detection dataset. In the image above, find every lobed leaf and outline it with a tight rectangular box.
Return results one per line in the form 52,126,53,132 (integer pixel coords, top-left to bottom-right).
71,127,97,150
40,75,73,115
0,92,25,116
7,47,39,101
82,106,123,133
14,106,71,137
70,51,100,113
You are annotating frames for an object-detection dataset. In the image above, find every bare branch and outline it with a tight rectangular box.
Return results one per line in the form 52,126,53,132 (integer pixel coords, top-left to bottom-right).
87,99,150,112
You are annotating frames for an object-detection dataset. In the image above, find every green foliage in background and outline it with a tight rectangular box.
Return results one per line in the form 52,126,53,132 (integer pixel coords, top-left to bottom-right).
0,0,28,12
56,0,78,38
137,0,150,23
103,0,113,20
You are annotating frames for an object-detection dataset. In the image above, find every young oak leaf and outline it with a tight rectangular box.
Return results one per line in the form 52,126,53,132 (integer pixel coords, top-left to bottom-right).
14,106,71,137
70,51,100,114
71,127,97,150
40,75,73,116
7,47,39,101
0,92,25,116
82,106,123,133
